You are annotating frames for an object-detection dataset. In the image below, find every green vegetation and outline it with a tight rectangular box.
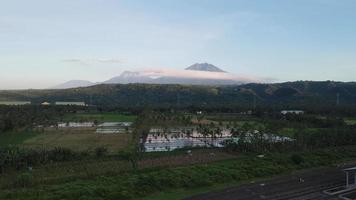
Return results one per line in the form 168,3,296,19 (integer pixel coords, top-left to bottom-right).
0,132,38,147
1,101,356,199
1,146,356,200
22,132,131,152
0,131,131,153
345,118,356,125
1,81,356,109
63,113,137,122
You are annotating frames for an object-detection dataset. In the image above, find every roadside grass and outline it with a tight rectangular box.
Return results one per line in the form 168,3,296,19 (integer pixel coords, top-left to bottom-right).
0,149,232,190
62,113,137,122
141,174,290,200
139,181,243,200
2,146,356,200
0,131,38,147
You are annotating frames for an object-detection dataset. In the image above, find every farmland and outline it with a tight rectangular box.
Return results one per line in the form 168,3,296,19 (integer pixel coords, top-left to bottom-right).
0,112,137,152
2,146,356,200
0,132,38,146
0,130,131,153
62,113,137,122
22,131,131,152
345,118,356,125
1,106,356,200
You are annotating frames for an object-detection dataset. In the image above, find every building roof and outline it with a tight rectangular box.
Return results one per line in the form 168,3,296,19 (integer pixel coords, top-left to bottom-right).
55,102,86,105
343,167,356,172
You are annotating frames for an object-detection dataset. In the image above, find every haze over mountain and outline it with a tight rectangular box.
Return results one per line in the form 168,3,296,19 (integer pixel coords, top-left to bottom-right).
53,80,95,89
54,63,257,89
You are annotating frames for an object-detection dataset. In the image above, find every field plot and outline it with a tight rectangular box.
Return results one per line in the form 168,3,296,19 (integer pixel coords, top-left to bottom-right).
0,149,235,190
345,118,356,126
0,132,38,147
62,113,137,122
22,131,131,152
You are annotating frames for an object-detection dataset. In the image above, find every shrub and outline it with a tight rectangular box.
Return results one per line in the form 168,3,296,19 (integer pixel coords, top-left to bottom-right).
290,154,304,165
15,172,33,188
95,147,108,157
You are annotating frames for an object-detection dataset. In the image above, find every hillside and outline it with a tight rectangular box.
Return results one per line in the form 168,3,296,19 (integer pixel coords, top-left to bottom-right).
1,81,356,108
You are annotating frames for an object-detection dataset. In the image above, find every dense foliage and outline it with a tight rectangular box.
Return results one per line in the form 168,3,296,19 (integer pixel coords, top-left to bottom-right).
1,81,356,110
0,105,86,133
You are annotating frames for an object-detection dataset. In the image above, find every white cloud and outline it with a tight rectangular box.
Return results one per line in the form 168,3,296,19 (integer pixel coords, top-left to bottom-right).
61,58,124,66
132,67,266,83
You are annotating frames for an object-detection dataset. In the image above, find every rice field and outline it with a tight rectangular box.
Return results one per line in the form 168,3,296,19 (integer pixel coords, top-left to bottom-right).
0,130,131,152
0,132,38,147
25,131,131,152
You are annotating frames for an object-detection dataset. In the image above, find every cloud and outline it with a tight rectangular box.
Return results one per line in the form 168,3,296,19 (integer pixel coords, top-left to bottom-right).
133,68,268,83
62,58,123,65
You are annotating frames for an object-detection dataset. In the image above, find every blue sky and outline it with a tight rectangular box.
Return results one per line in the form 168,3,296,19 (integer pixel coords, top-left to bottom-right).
1,0,356,89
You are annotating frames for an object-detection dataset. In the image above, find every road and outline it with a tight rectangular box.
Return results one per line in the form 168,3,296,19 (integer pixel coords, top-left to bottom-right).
186,165,351,200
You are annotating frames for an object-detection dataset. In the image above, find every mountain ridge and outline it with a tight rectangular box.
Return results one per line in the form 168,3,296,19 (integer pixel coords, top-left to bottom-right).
185,63,226,72
4,81,356,108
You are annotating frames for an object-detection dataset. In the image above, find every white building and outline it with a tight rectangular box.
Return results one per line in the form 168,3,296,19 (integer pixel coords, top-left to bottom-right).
55,102,86,106
96,122,132,134
0,101,31,105
281,110,304,115
58,122,95,128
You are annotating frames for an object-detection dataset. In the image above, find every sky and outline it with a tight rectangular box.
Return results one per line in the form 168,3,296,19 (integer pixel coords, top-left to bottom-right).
1,0,356,89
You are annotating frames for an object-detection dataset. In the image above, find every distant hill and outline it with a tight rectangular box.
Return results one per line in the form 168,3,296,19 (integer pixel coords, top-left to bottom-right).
185,63,226,72
52,80,95,89
2,81,356,109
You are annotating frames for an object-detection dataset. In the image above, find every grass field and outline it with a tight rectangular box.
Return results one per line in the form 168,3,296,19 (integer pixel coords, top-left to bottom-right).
0,132,38,147
345,118,356,125
22,131,131,152
63,113,137,122
0,131,131,152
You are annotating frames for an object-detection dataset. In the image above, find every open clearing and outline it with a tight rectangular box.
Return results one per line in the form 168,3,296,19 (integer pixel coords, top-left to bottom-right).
1,131,131,152
0,132,38,146
23,131,131,152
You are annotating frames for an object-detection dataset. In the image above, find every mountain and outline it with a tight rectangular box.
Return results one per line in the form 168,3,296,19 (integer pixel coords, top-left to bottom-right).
52,80,95,89
103,71,242,85
55,63,244,88
185,63,226,72
102,63,240,85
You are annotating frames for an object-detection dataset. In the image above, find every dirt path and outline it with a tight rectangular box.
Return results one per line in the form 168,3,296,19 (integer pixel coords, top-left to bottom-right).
186,165,353,200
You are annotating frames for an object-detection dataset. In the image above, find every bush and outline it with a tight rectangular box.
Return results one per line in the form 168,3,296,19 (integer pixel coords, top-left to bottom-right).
49,147,76,161
290,154,304,165
15,172,33,188
95,147,108,157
